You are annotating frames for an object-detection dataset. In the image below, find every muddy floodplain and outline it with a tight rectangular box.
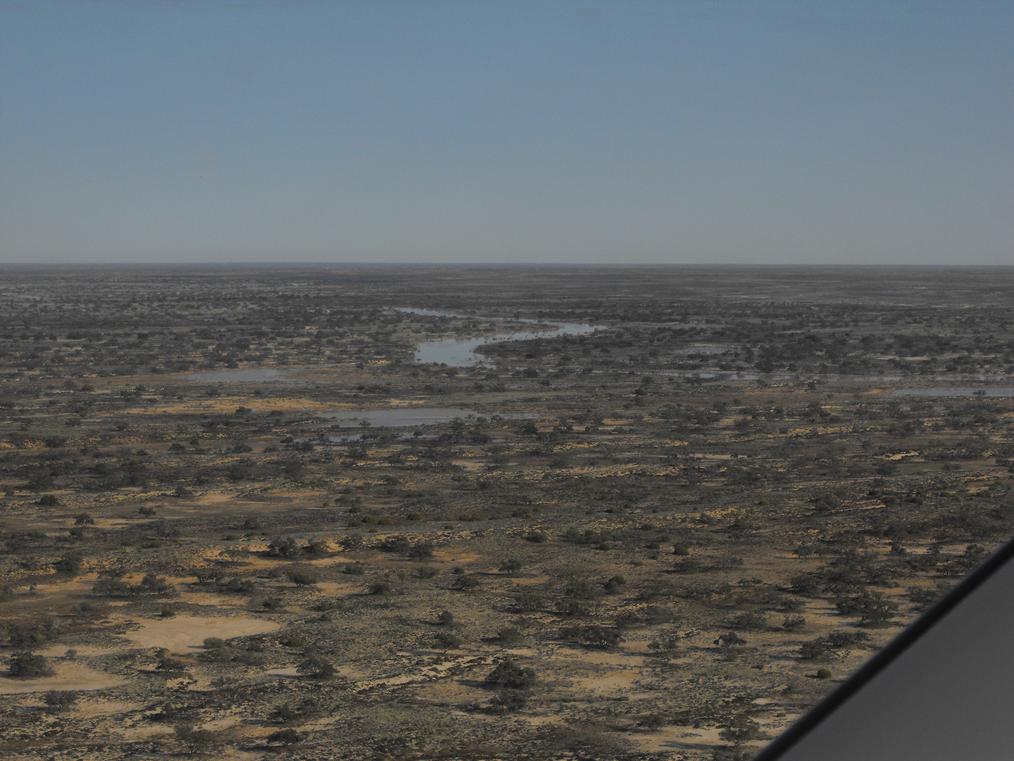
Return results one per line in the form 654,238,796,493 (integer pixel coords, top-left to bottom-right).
1,265,1013,760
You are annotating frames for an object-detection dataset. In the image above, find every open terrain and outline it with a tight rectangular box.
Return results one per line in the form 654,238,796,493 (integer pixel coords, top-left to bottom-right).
0,265,1012,760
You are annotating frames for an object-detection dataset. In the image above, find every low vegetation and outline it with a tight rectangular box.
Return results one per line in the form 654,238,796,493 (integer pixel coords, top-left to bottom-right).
0,265,1011,759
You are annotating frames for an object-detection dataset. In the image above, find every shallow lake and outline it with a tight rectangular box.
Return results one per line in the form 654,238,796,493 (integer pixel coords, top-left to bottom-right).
399,308,597,366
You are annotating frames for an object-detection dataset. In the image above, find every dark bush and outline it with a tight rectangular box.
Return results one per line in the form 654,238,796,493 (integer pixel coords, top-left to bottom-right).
285,566,319,587
499,558,523,575
296,653,334,679
267,536,300,559
9,651,54,678
484,659,536,690
433,631,463,649
560,625,623,649
44,690,78,711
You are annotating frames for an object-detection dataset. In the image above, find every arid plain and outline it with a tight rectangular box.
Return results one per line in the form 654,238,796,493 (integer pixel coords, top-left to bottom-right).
1,266,1012,760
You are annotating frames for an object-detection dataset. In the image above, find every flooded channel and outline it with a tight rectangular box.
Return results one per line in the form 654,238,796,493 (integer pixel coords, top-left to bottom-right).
398,307,597,366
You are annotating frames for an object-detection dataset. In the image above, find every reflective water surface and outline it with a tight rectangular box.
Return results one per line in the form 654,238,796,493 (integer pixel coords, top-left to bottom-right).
399,307,597,366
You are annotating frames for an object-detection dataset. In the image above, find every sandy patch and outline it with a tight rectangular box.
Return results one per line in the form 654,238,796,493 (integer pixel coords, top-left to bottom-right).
266,665,300,678
179,590,250,608
0,660,124,695
312,580,362,596
432,549,480,564
117,724,174,740
39,644,118,658
120,613,280,652
568,668,640,697
217,750,265,761
197,491,235,505
627,724,726,753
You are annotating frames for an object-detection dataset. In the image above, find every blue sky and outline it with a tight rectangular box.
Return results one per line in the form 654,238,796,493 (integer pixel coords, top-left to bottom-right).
1,0,1012,264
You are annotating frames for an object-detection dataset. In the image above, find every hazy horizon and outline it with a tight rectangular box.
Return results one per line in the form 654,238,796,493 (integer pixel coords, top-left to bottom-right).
2,1,1012,266
2,261,1014,270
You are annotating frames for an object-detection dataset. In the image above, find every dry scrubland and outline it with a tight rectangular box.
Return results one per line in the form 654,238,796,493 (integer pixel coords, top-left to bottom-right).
0,265,1012,760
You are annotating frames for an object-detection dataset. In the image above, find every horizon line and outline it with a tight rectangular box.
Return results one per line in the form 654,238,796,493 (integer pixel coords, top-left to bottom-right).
1,261,1013,270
